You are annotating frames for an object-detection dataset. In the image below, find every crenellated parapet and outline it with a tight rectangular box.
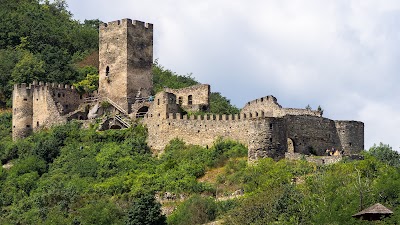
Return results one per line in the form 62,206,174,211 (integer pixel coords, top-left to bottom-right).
100,18,153,30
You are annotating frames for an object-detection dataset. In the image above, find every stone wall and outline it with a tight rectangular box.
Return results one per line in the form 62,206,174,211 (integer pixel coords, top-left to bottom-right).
126,20,153,101
99,19,153,113
241,96,281,117
144,113,250,153
285,152,343,165
241,95,322,117
12,83,33,140
164,84,210,111
335,120,364,155
285,115,341,155
143,90,364,160
247,117,287,160
12,81,84,140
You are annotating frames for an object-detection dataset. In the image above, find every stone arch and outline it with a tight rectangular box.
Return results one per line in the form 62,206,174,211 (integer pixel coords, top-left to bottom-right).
287,138,295,153
136,106,149,118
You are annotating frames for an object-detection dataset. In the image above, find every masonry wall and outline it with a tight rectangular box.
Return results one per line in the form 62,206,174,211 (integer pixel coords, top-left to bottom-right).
12,84,33,140
145,113,249,152
126,20,153,101
284,115,341,155
248,117,287,160
335,120,364,154
32,82,83,131
99,19,153,113
241,96,281,117
241,95,322,117
164,84,210,111
12,81,84,139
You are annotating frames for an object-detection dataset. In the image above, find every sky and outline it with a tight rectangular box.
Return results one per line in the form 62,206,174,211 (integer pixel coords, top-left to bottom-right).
65,0,400,151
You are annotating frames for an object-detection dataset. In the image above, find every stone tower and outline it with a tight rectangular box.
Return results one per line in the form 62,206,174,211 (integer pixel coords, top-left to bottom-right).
12,83,33,140
99,18,153,113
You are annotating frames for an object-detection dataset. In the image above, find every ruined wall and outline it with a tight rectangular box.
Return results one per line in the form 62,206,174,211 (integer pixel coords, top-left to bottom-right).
241,96,322,117
241,96,281,117
335,120,364,154
248,117,287,160
284,115,341,155
164,84,210,111
144,91,288,159
99,19,153,113
12,81,84,139
12,84,33,140
144,113,249,152
32,82,83,131
285,152,343,165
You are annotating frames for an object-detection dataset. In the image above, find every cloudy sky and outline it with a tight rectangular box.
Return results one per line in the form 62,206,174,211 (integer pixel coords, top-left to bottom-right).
65,0,400,151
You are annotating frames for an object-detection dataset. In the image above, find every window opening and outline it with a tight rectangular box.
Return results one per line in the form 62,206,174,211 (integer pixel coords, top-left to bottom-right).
188,95,193,105
106,66,110,77
178,97,183,105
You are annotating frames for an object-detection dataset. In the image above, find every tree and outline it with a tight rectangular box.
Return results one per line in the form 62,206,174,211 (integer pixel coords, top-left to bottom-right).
167,195,216,225
73,73,99,94
11,51,45,84
126,193,166,225
317,105,324,115
368,143,400,167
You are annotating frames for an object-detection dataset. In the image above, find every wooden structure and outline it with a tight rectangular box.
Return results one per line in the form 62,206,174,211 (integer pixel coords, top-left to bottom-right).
352,203,393,221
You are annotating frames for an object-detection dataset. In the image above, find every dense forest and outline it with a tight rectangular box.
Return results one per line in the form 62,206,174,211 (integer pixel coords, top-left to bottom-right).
1,0,400,224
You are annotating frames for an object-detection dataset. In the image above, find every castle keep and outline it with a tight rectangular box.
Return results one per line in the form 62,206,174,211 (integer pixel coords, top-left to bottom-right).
12,18,364,161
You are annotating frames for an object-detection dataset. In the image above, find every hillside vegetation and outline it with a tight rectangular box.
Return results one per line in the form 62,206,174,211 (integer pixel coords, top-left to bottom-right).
0,112,400,224
1,1,400,224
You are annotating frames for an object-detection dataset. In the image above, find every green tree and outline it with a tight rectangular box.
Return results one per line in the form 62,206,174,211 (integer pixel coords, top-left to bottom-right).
126,193,166,225
209,92,239,114
11,51,45,84
168,195,216,225
73,73,99,94
368,143,400,167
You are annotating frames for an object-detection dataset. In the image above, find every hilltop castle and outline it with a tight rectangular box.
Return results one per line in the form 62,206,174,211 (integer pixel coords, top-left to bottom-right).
12,18,364,162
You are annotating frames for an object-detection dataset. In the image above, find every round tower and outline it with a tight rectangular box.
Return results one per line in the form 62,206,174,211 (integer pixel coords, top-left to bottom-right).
335,120,364,155
12,83,33,140
248,117,287,160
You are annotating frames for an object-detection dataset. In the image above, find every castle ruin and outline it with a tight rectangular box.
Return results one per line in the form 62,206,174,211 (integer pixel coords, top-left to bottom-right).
12,18,364,161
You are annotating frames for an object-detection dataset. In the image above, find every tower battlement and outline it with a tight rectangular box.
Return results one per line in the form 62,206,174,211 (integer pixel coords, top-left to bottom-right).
100,18,153,30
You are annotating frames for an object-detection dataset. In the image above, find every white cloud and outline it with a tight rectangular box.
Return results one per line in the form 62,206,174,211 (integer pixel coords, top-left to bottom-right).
66,0,400,150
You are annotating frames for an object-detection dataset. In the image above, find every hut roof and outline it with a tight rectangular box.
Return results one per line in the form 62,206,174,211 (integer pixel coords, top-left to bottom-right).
352,203,393,218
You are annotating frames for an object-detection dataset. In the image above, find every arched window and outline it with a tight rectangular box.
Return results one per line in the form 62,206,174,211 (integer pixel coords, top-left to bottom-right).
178,97,183,105
106,66,110,77
188,95,193,105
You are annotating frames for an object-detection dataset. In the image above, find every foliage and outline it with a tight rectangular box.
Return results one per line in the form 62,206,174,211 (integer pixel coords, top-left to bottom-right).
152,61,198,94
209,92,240,114
0,109,399,224
368,143,400,167
0,0,99,105
73,72,99,94
168,195,217,225
125,193,166,225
